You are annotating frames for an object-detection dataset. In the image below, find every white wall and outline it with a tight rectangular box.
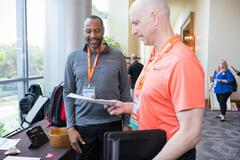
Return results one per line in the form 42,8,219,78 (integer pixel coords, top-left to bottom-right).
169,0,195,34
108,0,129,55
208,0,240,99
194,0,210,98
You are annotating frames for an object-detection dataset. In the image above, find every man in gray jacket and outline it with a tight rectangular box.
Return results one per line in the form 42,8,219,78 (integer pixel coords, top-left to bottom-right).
63,15,131,160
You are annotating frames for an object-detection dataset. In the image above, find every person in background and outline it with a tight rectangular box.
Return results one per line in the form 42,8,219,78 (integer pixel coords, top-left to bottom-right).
63,15,131,160
128,53,143,97
212,59,234,121
106,0,205,159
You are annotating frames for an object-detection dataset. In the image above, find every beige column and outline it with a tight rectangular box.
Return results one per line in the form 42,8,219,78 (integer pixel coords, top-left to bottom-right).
43,0,92,95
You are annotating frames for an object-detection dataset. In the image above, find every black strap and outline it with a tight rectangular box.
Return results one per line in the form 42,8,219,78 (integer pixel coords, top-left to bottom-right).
20,118,31,128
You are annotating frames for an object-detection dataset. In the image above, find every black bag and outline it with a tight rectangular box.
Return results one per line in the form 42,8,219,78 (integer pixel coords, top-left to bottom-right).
104,129,166,160
28,84,43,96
47,82,66,127
232,76,238,92
19,84,45,124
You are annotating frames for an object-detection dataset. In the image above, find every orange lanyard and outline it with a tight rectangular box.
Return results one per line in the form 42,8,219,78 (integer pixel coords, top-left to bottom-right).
135,35,180,91
87,44,104,84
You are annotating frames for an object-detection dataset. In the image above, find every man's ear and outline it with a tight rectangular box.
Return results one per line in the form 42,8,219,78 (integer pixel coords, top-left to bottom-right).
150,10,159,26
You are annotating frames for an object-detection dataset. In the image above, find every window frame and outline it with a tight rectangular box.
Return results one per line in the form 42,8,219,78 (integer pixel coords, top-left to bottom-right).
0,0,44,136
0,0,43,93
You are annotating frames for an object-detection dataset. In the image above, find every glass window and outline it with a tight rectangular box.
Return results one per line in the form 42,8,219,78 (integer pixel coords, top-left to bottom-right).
0,0,17,80
0,0,44,137
0,83,22,136
27,0,45,77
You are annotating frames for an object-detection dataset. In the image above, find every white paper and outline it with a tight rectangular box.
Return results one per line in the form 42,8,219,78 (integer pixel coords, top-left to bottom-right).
21,96,49,129
0,138,21,150
3,156,41,160
67,93,118,106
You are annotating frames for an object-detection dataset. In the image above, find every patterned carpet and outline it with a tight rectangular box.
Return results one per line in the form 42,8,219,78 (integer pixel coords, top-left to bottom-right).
196,109,240,160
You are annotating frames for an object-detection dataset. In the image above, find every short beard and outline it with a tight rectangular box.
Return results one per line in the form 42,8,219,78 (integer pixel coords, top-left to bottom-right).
87,37,103,51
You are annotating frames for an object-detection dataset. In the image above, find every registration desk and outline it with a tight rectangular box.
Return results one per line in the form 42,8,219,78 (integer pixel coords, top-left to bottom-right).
0,119,75,160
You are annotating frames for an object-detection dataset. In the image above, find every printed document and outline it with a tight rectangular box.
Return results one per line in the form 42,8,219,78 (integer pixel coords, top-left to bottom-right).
0,138,20,150
3,156,41,160
67,93,118,106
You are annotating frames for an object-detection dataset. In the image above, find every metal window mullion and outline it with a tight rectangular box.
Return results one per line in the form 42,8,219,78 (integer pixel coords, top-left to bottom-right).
0,76,44,84
16,0,26,98
22,0,29,92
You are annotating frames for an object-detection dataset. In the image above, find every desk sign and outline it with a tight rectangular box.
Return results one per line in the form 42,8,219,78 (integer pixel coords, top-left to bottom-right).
26,126,49,149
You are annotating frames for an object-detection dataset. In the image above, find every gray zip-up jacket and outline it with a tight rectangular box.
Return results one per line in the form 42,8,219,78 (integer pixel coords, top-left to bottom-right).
63,44,131,128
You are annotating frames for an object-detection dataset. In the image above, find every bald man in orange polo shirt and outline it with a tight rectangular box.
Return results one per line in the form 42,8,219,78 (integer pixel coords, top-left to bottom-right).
107,0,205,159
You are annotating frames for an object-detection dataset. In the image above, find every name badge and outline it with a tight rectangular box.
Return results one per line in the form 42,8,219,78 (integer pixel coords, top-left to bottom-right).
213,79,217,87
129,114,138,130
133,99,140,114
128,98,140,130
82,85,95,99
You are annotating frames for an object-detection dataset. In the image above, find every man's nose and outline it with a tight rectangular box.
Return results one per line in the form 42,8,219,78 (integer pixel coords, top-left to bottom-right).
131,28,138,36
90,31,96,38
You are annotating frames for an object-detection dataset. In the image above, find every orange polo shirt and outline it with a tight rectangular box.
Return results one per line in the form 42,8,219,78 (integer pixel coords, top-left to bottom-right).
136,41,205,141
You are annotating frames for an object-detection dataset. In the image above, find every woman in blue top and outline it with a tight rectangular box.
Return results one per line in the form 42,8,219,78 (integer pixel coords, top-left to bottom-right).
212,59,234,121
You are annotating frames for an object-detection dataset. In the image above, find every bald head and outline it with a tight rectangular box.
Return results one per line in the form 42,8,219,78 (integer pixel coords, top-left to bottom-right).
130,0,170,17
129,0,174,51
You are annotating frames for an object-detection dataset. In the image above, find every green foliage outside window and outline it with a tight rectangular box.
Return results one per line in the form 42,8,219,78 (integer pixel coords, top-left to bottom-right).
0,44,43,79
0,44,43,136
0,44,17,79
28,46,44,76
0,44,43,98
0,122,6,137
0,51,6,64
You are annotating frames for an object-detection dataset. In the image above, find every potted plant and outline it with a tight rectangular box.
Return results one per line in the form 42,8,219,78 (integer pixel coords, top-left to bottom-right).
103,36,121,50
